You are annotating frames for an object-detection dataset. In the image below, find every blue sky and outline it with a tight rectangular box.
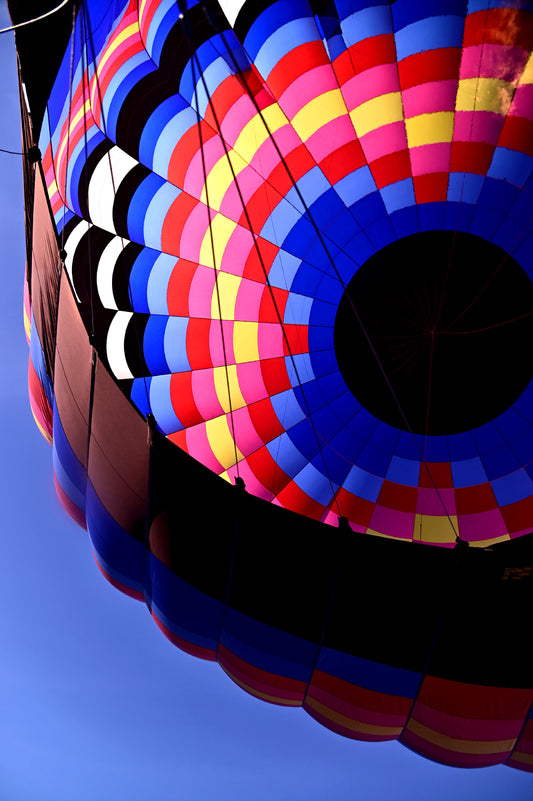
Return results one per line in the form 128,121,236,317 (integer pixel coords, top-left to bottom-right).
1,3,532,799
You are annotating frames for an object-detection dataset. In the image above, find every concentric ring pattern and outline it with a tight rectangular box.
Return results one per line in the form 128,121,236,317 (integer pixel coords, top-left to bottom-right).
34,0,533,547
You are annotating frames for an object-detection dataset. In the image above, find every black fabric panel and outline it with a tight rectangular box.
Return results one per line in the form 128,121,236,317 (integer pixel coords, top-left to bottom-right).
9,0,76,137
323,535,453,674
76,138,113,222
112,241,143,311
233,0,279,42
228,496,338,643
148,432,236,601
113,163,151,238
428,544,533,687
114,4,228,156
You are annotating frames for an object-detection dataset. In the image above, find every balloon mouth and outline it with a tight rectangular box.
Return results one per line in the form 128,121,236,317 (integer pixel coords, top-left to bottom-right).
334,231,533,436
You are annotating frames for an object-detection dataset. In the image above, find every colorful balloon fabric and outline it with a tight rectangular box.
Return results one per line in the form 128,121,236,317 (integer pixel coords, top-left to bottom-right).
11,0,533,771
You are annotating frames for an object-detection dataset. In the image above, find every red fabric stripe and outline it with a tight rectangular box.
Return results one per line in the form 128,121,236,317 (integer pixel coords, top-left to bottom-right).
413,173,449,204
53,472,87,529
152,612,217,661
92,551,144,601
217,643,306,704
267,41,330,98
398,48,461,90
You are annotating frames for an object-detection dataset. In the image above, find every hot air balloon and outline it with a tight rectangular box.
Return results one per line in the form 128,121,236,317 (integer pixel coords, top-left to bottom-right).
8,0,533,769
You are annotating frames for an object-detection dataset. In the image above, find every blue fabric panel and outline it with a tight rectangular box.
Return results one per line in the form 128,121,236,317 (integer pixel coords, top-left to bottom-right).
317,646,421,698
394,15,465,61
355,442,392,477
295,460,338,503
266,431,309,477
271,388,307,429
510,426,533,466
418,202,446,231
30,317,53,406
52,404,87,513
144,0,179,65
392,0,467,30
447,173,484,204
324,209,363,249
420,437,450,463
317,441,353,487
163,317,191,372
268,250,302,290
335,165,377,208
380,178,416,214
131,376,152,418
148,554,222,651
342,461,383,502
221,607,316,681
308,350,340,382
491,469,533,505
446,430,477,461
480,446,522,480
368,422,400,452
451,456,488,488
149,375,184,434
127,173,169,243
104,56,155,143
287,418,322,462
85,482,145,594
340,4,393,48
140,94,191,171
390,205,420,238
129,248,158,313
143,315,170,375
386,455,420,487
488,148,533,188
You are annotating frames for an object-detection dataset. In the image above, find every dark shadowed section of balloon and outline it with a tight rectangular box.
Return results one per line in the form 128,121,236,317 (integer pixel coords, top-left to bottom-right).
334,231,533,436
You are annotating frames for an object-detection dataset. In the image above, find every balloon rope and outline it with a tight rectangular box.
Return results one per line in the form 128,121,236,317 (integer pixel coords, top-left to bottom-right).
0,0,71,35
190,48,241,477
60,1,78,257
83,2,152,415
210,16,461,535
0,146,24,155
185,15,342,514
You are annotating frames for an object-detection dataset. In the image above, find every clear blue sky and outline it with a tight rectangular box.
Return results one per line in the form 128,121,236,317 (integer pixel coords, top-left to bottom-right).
1,3,532,799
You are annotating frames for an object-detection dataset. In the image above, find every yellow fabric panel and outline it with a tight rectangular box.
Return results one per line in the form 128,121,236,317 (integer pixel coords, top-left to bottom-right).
210,269,241,318
456,78,514,114
94,22,139,80
350,92,403,137
233,321,260,362
510,751,533,766
365,528,402,541
205,414,243,469
405,112,454,147
469,534,510,548
221,666,302,706
56,101,90,168
413,514,458,544
201,149,248,210
31,409,53,445
213,364,246,412
201,213,238,271
405,718,515,755
292,88,347,141
521,53,533,84
305,697,402,737
234,103,288,164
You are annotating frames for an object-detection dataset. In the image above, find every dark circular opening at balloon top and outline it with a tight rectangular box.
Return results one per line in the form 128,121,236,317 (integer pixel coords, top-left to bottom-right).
334,231,533,436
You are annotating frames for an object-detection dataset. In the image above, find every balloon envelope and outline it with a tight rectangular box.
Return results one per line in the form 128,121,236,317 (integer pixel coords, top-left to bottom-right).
10,0,533,770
